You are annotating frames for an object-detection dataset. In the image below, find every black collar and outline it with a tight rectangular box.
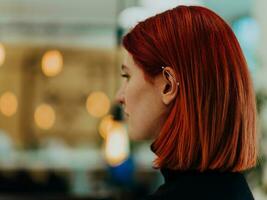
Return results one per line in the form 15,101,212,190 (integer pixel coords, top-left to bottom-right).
160,167,243,183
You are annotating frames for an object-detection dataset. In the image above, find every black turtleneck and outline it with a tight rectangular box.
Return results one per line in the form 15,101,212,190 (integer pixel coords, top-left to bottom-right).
141,167,255,200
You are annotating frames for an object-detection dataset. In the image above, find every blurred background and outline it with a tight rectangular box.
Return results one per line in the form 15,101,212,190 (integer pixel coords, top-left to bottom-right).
0,0,267,199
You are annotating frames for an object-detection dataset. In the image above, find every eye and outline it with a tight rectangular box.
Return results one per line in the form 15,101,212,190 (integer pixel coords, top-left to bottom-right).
120,73,130,80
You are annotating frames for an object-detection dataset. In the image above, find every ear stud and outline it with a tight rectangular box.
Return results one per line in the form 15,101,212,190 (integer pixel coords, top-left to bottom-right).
161,66,180,86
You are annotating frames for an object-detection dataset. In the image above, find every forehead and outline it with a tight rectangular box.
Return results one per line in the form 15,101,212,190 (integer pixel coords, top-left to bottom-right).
120,50,129,70
122,48,140,72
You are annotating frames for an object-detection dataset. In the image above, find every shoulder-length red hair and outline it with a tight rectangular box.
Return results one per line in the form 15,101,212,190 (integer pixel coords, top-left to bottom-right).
122,5,258,172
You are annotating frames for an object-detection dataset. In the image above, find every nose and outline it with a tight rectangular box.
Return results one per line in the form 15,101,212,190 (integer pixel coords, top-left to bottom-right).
115,86,125,106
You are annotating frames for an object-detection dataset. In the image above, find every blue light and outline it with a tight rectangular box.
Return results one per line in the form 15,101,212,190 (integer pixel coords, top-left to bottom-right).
232,16,260,74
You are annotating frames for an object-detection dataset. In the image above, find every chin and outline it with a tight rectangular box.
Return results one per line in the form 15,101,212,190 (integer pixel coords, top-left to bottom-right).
129,134,144,141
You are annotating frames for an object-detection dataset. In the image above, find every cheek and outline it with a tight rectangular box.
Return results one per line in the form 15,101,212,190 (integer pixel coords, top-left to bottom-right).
124,79,145,113
124,84,139,113
124,82,162,140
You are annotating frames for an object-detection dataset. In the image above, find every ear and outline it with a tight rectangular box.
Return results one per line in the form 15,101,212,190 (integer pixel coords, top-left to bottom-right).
160,66,179,105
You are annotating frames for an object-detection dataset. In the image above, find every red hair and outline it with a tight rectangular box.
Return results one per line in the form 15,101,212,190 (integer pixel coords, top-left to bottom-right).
122,6,258,172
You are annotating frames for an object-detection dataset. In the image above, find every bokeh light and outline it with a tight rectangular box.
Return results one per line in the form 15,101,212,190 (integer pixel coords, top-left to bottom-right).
34,104,56,130
41,50,63,77
98,114,115,139
104,122,129,166
0,43,6,67
0,91,18,117
86,91,110,118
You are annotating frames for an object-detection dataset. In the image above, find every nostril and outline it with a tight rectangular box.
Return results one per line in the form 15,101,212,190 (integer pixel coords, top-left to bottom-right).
119,103,125,110
115,95,123,104
118,99,124,106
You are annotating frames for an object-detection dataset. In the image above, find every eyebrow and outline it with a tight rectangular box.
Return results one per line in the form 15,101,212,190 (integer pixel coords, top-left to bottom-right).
121,64,129,71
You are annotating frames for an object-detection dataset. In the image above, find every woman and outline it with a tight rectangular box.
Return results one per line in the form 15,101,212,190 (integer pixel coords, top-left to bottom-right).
115,5,258,200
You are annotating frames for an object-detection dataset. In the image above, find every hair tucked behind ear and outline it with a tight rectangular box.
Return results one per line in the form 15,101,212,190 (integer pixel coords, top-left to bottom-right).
122,5,258,172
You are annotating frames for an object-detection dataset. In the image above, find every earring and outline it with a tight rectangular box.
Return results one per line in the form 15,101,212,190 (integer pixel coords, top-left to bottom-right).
161,66,180,86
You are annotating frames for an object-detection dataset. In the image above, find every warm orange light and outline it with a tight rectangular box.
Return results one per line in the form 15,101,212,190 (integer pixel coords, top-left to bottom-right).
41,50,63,77
0,91,18,117
34,104,56,130
104,122,129,166
0,43,5,67
86,91,110,118
98,114,115,139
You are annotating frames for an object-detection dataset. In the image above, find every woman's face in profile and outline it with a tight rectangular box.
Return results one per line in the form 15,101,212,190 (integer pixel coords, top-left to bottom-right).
116,48,168,141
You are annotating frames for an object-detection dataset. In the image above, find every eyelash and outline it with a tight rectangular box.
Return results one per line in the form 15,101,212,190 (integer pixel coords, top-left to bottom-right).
120,74,130,80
